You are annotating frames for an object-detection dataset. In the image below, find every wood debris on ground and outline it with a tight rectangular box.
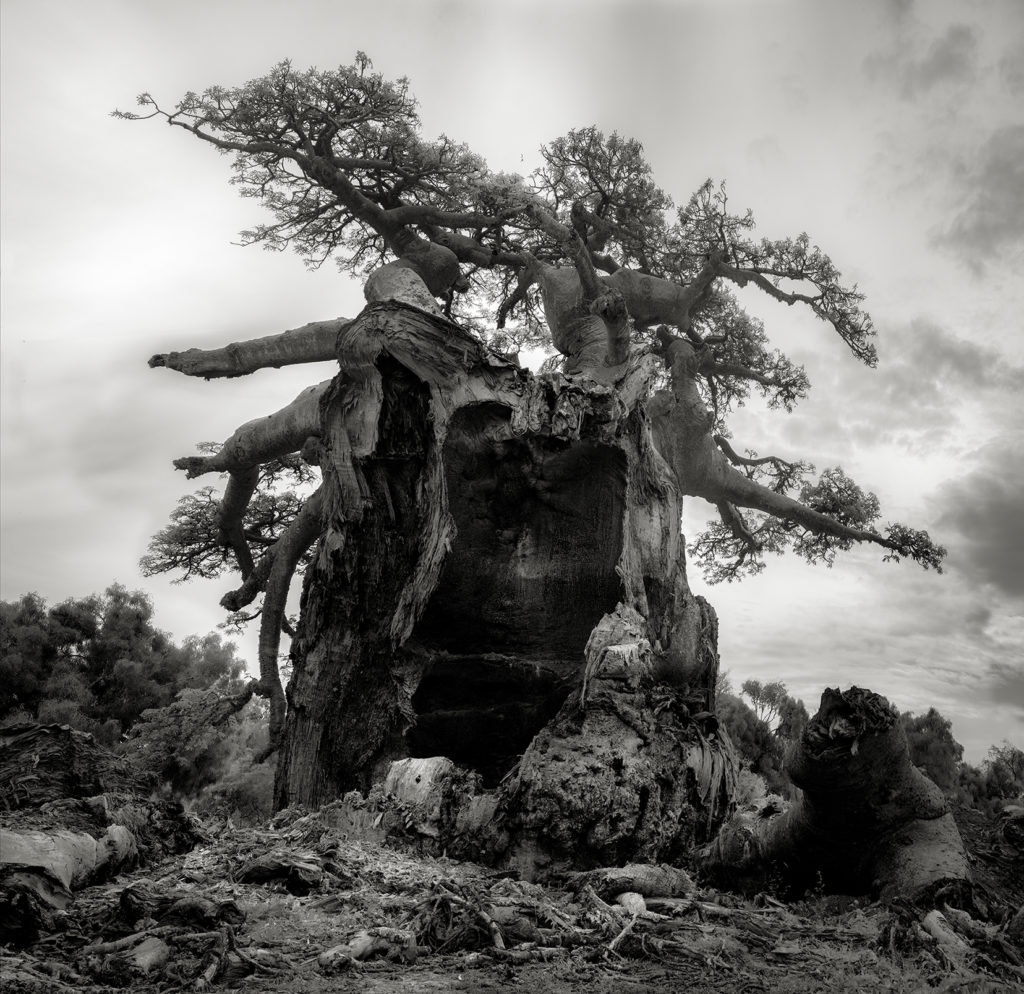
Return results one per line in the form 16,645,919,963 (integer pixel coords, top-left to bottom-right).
3,795,1023,993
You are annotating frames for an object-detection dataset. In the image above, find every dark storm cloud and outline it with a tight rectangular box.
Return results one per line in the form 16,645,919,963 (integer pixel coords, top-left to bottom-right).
936,434,1024,596
998,39,1024,93
932,125,1024,266
877,320,1020,413
881,319,1018,392
989,661,1024,716
965,604,993,636
887,0,914,22
865,23,979,98
904,24,979,94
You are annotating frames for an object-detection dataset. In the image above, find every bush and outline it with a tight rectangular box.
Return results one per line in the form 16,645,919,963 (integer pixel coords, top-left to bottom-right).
901,708,963,793
120,687,261,794
0,585,247,733
192,762,274,825
732,767,771,808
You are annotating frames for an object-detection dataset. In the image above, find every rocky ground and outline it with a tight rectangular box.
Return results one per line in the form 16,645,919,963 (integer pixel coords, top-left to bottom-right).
3,791,1023,994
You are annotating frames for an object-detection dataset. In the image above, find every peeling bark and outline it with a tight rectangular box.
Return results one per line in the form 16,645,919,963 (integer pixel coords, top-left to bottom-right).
148,258,953,902
264,268,728,854
503,606,734,879
0,722,155,806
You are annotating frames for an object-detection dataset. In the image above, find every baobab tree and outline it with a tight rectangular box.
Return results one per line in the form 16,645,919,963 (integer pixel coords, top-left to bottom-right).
123,57,955,885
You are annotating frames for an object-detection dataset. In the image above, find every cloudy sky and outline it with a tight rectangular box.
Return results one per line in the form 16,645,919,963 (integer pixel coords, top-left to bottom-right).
2,0,1021,761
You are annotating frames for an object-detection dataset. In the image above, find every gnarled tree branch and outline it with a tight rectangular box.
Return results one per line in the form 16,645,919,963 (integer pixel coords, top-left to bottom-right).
253,486,325,762
218,466,260,578
651,334,943,571
172,380,330,478
149,318,348,379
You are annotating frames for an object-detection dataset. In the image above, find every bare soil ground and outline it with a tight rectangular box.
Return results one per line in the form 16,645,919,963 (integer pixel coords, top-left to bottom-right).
3,798,1022,993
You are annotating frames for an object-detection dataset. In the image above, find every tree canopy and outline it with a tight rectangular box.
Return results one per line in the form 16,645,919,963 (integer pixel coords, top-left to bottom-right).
122,54,944,623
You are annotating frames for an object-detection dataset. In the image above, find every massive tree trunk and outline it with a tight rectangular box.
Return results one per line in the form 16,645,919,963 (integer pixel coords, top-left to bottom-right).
270,278,732,871
134,78,960,900
150,261,964,895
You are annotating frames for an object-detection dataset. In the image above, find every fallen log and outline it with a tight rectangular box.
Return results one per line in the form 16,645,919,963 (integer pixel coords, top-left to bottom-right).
563,863,695,901
703,686,971,906
0,825,137,946
118,880,245,929
0,723,204,947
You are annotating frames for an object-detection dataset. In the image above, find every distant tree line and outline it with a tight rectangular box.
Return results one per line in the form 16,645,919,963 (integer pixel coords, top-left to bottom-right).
4,587,1019,821
890,705,1023,809
0,584,275,820
0,584,246,743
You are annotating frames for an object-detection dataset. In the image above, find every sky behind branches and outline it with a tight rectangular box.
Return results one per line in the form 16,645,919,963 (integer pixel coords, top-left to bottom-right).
2,0,1022,761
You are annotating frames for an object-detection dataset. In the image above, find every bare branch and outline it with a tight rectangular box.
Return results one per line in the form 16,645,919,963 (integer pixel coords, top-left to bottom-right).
701,358,804,399
716,500,759,555
715,259,877,366
150,319,348,378
173,381,330,479
714,436,789,470
496,267,536,329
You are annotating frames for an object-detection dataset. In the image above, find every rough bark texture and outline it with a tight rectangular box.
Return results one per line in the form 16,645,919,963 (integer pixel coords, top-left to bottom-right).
704,687,971,907
144,259,957,899
502,607,734,878
270,276,730,875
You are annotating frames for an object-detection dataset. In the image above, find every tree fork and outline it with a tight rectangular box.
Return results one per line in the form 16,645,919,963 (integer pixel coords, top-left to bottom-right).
220,486,323,614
